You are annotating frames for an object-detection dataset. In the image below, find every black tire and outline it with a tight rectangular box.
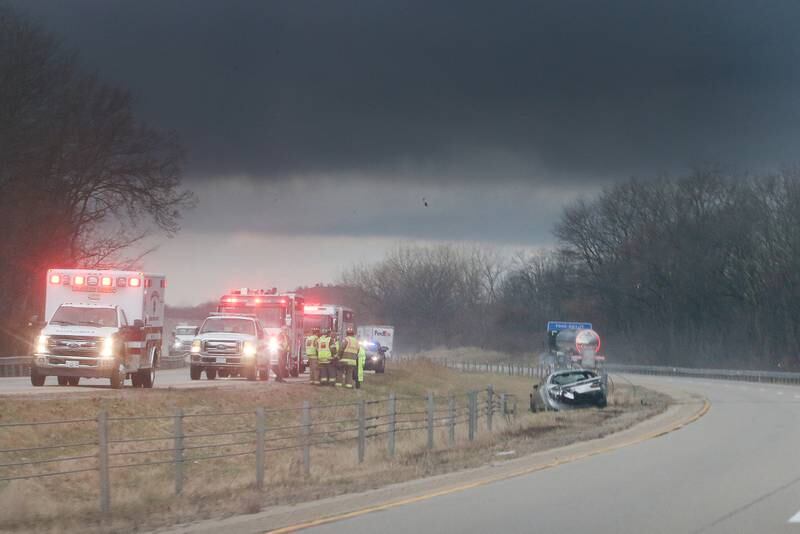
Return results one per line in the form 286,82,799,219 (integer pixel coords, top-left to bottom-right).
290,364,299,378
139,367,155,388
245,366,257,381
597,397,607,409
110,365,124,389
218,369,230,378
258,368,269,381
375,359,385,374
190,365,202,380
31,370,45,387
131,372,142,388
57,376,69,386
206,368,217,380
68,376,80,386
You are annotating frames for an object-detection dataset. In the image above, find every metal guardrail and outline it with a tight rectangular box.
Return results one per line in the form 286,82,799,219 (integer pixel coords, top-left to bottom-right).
0,387,517,517
604,363,800,384
0,357,31,377
430,356,800,385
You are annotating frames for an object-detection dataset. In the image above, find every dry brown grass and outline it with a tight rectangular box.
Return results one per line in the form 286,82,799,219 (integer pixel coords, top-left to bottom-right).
0,357,666,533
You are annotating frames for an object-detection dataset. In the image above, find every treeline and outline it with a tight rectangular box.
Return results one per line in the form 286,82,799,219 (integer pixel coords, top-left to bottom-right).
345,170,800,369
0,7,192,354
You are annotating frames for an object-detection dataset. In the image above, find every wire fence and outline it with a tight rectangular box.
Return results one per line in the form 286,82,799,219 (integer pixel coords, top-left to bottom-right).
0,387,517,516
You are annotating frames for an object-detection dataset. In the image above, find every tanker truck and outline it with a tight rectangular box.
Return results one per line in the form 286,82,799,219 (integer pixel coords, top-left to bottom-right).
545,321,606,369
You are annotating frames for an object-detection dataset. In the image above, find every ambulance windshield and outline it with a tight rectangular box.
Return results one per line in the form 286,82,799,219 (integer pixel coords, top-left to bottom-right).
50,306,117,327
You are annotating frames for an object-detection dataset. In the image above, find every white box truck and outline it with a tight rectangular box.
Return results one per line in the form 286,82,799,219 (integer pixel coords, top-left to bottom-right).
31,269,166,389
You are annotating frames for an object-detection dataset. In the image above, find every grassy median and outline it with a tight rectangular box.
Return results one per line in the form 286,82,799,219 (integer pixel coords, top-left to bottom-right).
0,357,667,533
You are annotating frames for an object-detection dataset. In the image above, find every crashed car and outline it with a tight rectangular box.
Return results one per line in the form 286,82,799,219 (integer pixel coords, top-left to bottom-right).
530,369,607,412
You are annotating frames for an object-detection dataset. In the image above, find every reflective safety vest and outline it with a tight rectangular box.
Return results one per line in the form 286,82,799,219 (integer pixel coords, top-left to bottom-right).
305,335,318,358
343,336,359,355
317,336,332,362
357,346,366,382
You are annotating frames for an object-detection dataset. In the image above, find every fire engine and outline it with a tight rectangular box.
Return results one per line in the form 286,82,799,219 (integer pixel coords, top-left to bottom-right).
303,304,355,341
217,288,305,378
31,269,166,389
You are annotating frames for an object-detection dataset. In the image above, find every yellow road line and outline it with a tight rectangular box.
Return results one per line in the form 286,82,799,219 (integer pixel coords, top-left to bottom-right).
268,398,711,533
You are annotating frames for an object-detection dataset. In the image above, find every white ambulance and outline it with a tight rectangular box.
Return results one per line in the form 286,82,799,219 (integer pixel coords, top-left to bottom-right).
31,269,166,389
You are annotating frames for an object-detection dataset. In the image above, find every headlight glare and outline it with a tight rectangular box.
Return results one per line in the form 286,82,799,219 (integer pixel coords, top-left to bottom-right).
243,342,256,357
191,339,201,353
100,336,114,358
36,335,49,354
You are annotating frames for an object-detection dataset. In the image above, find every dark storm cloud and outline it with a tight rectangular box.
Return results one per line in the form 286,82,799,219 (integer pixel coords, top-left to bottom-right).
13,0,800,182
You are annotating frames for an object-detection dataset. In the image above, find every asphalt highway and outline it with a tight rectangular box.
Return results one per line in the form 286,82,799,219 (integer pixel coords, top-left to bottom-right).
0,367,303,394
301,375,800,534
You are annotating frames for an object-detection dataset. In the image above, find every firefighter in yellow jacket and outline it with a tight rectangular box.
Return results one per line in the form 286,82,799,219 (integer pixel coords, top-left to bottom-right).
305,327,320,385
337,328,359,388
355,343,366,389
317,329,334,385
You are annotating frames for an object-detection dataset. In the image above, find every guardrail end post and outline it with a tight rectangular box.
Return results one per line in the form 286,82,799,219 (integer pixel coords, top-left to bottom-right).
97,410,111,517
388,393,396,457
174,408,184,495
427,391,435,450
302,401,311,477
357,400,366,464
256,407,265,490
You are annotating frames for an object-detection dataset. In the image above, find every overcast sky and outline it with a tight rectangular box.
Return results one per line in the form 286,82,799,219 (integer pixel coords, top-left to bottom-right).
12,1,800,304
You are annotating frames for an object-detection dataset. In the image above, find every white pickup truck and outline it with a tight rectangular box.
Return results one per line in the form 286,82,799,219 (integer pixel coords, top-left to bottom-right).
189,313,270,381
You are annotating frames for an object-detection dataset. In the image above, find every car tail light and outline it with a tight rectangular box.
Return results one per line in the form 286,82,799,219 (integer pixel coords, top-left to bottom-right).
49,274,61,284
129,277,141,287
101,276,112,287
73,275,85,286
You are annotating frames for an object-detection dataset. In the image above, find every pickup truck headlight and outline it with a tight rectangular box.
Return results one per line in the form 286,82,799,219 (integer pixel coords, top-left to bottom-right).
191,340,201,353
36,335,49,354
100,336,114,358
173,339,182,349
243,342,257,357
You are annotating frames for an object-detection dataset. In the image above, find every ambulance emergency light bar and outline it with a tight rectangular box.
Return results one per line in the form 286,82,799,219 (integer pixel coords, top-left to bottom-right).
49,273,141,288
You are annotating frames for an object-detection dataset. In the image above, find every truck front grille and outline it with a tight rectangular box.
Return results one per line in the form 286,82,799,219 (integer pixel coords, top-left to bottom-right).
48,336,101,357
203,340,241,355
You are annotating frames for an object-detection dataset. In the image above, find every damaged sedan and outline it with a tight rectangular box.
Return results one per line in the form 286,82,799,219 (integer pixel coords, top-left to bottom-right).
530,369,607,412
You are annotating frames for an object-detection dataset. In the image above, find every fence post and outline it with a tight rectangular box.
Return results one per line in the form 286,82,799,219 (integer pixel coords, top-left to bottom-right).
388,393,396,458
448,394,456,446
486,385,494,432
174,408,184,495
468,392,476,441
501,393,508,415
357,400,366,464
97,410,111,516
427,391,435,450
255,407,265,490
302,401,311,477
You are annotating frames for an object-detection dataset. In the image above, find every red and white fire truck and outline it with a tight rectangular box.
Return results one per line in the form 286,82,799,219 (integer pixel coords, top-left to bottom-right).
303,304,355,341
31,269,166,389
217,288,305,377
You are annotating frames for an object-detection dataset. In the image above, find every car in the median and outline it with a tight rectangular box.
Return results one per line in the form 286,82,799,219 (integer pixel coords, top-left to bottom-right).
189,313,269,381
531,368,607,411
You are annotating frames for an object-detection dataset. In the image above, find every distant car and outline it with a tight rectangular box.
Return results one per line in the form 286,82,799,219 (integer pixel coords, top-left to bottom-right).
170,325,198,355
531,369,607,412
361,340,387,373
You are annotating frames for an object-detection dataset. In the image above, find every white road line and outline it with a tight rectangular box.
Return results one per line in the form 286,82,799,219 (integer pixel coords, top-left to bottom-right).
788,509,800,523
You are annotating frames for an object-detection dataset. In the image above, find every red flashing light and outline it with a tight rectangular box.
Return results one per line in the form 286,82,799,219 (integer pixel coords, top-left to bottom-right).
49,274,61,284
73,275,85,286
129,277,141,287
101,276,112,287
